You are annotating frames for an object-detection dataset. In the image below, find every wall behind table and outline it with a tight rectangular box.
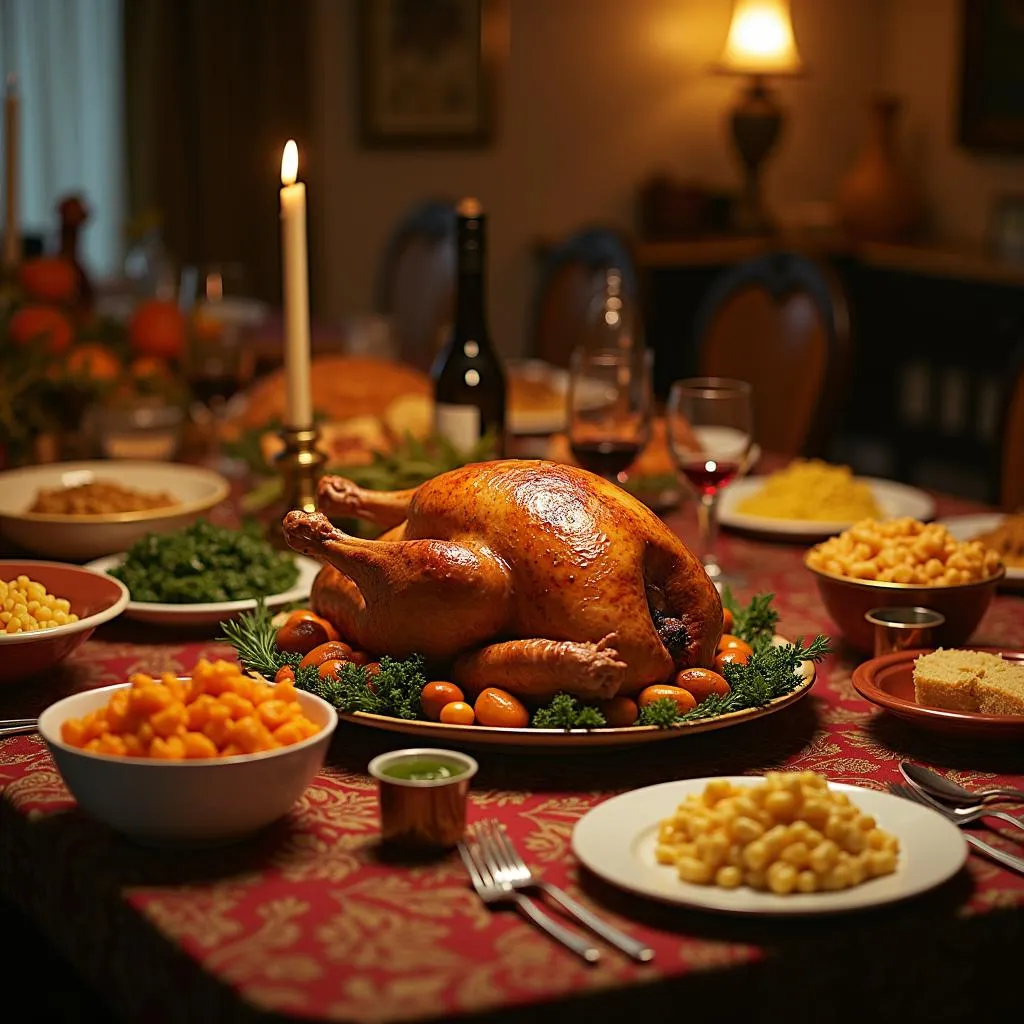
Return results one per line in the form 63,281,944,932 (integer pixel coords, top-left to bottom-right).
310,0,885,360
881,0,1024,244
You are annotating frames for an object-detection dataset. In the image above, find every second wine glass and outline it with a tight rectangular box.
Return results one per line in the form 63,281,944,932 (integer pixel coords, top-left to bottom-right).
666,377,753,586
568,346,652,483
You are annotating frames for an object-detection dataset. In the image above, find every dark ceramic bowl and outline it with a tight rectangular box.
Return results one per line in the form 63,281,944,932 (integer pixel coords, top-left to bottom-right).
804,556,1004,653
0,560,129,684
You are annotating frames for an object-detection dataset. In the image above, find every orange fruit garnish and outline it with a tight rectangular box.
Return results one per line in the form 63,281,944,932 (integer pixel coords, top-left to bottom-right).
17,257,78,304
128,299,187,359
473,687,529,728
637,684,697,714
8,305,74,354
599,695,639,727
439,701,475,725
65,343,122,382
421,681,465,721
672,668,731,703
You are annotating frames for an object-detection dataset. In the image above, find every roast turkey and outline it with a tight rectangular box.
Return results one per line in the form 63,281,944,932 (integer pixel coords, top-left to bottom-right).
282,459,722,702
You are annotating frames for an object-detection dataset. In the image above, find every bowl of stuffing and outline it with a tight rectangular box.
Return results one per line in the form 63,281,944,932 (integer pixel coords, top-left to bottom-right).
36,658,338,845
0,560,130,683
0,460,231,560
804,517,1005,653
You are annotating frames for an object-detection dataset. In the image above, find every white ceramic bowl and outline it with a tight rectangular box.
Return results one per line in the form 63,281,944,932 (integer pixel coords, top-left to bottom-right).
38,682,338,845
0,461,232,561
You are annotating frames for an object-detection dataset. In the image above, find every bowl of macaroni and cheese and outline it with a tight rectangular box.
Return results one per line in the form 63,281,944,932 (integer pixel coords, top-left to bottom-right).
804,518,1004,653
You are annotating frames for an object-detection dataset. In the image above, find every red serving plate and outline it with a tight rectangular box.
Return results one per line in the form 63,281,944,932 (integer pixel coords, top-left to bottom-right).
851,646,1024,739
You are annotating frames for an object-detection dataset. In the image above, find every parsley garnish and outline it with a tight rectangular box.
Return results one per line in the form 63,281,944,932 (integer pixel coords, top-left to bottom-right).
531,693,607,730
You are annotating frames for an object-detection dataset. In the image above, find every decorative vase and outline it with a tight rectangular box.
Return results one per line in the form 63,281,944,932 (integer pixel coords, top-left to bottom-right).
837,95,923,244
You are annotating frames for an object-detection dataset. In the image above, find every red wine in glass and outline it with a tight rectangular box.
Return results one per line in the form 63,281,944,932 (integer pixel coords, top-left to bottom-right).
676,456,743,498
570,439,643,479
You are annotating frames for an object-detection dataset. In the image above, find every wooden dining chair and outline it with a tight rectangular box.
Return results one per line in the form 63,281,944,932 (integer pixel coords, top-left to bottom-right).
528,225,641,368
693,251,851,460
1000,352,1024,511
374,199,456,373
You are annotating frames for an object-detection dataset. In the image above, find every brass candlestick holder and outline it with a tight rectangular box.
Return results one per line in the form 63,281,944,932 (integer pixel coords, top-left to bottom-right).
270,425,326,546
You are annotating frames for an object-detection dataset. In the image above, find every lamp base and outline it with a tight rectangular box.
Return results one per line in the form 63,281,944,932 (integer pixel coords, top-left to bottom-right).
728,76,784,236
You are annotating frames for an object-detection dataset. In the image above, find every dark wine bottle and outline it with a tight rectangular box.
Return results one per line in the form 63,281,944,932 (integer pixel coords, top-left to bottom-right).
431,197,507,458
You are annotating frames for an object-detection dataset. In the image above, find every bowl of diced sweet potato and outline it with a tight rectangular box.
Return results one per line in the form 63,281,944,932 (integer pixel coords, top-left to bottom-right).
37,658,338,846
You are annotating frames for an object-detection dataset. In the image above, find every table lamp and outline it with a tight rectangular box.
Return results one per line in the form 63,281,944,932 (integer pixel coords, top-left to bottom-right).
715,0,803,235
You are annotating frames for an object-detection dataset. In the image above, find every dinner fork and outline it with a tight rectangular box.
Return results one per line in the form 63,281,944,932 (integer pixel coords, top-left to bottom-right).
458,838,601,963
887,783,1024,878
0,719,37,738
893,780,1024,835
472,818,655,963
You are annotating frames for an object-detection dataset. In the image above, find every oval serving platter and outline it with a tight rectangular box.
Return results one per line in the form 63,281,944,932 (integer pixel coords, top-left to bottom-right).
338,635,816,750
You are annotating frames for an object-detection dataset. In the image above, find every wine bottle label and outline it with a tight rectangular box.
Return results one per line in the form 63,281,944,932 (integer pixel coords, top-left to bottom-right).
435,403,481,453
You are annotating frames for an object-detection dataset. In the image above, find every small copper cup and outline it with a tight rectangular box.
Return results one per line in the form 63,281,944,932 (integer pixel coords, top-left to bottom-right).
368,747,478,850
864,607,946,658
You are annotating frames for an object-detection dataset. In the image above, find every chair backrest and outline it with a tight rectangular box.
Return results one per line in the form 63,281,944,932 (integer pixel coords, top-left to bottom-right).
529,225,641,368
693,251,851,459
1001,350,1024,511
374,199,456,373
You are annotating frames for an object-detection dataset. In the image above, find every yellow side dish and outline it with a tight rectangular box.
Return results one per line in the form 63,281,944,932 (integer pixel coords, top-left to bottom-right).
736,460,881,521
0,575,79,634
60,658,322,759
655,771,900,895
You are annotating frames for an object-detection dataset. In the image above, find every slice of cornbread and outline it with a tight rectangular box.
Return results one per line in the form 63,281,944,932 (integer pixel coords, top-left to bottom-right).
912,648,1024,715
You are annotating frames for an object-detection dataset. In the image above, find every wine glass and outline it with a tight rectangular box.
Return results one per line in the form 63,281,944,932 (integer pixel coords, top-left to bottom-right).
181,263,255,475
567,346,652,483
666,377,753,587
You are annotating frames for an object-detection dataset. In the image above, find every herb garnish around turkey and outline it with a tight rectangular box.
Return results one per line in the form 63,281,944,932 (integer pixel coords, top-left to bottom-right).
219,605,426,719
637,633,831,727
305,656,426,720
112,519,298,604
720,586,779,648
531,693,607,730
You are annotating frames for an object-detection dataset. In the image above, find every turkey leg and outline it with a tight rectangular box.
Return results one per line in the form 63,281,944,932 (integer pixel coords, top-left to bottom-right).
453,635,628,703
283,511,511,660
317,476,416,530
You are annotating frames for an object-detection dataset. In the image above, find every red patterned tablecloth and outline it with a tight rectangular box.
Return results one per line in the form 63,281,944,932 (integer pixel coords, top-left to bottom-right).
2,495,1024,1023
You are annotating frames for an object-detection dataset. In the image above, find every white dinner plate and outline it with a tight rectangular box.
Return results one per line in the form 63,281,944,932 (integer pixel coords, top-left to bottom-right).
572,776,967,916
718,477,935,539
937,513,1024,586
84,553,322,627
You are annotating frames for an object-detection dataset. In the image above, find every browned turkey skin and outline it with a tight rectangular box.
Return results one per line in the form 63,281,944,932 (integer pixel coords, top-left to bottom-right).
283,460,722,702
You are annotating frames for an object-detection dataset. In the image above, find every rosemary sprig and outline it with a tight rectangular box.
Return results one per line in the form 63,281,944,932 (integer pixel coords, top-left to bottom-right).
217,601,289,679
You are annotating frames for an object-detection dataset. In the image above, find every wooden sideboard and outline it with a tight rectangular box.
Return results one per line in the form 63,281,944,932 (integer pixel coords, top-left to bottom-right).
632,234,1024,507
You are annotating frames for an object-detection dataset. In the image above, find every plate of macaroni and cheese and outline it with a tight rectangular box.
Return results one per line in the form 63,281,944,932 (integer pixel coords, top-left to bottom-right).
719,461,935,539
572,773,967,915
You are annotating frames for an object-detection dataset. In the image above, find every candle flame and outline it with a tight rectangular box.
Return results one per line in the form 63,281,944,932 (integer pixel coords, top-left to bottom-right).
281,140,298,186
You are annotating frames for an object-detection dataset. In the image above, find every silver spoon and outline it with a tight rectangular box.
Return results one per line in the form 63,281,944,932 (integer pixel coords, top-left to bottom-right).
900,761,1024,807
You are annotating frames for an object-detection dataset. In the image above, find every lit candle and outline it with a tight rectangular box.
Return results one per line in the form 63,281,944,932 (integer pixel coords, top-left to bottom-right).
2,75,20,271
279,139,312,428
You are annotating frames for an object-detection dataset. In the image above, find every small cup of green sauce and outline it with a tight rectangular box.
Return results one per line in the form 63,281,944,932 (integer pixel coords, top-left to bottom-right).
368,747,479,849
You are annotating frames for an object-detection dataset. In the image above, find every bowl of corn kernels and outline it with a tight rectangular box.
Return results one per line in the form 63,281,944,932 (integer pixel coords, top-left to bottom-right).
0,560,130,683
37,658,338,845
803,517,1004,653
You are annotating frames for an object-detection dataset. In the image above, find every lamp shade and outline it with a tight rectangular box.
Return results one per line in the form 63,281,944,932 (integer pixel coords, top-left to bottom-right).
717,0,803,75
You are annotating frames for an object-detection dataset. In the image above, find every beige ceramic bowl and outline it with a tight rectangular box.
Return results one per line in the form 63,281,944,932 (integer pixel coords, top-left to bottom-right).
804,556,1005,653
38,682,338,846
0,461,231,560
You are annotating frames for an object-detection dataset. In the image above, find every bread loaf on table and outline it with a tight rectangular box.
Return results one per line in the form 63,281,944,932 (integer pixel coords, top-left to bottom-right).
913,648,1024,715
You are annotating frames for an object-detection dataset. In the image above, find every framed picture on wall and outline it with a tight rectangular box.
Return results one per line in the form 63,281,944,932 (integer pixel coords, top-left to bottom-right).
958,0,1024,152
356,0,508,148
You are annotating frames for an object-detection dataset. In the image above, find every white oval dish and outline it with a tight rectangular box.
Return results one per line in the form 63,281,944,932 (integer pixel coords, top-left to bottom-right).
719,477,936,539
572,776,967,915
84,552,322,626
0,461,231,560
